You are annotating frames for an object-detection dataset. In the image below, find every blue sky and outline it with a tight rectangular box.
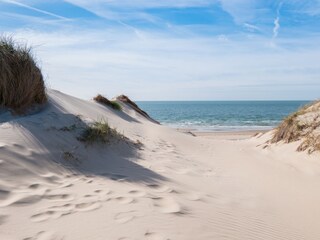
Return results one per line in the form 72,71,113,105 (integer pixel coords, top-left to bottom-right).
1,0,320,100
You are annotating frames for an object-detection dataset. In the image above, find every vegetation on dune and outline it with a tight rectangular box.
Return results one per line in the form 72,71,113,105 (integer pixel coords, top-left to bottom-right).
116,94,160,124
271,100,320,153
0,36,47,114
78,120,124,144
94,94,122,110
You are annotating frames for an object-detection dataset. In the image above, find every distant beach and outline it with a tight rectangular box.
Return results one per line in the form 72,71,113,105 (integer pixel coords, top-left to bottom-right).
138,101,309,132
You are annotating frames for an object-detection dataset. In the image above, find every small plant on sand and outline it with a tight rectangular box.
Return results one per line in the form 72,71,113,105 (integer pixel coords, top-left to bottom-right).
109,101,122,110
94,94,122,110
0,36,47,114
78,120,124,144
59,124,77,132
62,151,78,162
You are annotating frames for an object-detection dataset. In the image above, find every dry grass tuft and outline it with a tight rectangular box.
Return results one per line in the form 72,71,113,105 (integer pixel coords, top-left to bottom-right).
78,120,124,144
297,135,320,154
0,36,47,114
271,100,320,153
116,94,160,124
94,94,122,110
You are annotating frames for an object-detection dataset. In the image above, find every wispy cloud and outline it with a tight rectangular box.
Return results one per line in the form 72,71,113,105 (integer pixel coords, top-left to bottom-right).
1,0,69,20
243,23,260,32
65,0,213,9
1,0,320,100
219,0,257,24
273,3,282,39
7,28,320,100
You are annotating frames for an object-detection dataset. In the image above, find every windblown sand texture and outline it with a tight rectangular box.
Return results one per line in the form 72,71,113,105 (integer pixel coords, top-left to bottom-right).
0,90,320,240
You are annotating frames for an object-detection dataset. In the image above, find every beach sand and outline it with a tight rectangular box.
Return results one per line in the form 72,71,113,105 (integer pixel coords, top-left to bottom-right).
178,129,268,140
1,90,320,240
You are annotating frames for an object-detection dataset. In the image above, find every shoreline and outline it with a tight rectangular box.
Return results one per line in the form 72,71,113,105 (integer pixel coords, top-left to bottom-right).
176,128,270,140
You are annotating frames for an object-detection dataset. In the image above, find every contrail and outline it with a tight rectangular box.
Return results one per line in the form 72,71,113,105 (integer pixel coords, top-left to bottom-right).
118,20,145,39
273,17,280,38
273,2,283,39
2,0,69,20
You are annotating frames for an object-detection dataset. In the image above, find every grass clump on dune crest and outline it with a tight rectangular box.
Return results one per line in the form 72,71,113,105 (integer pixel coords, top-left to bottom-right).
94,94,122,110
271,100,320,153
78,120,124,144
0,36,47,114
116,94,160,124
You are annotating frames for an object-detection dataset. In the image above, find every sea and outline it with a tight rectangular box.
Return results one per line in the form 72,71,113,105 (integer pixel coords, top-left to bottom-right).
137,101,309,132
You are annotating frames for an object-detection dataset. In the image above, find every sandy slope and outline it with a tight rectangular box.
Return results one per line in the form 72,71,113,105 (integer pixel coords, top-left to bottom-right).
1,90,320,240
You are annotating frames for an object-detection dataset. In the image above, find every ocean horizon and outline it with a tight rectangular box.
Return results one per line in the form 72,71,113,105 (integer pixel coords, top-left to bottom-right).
137,100,310,132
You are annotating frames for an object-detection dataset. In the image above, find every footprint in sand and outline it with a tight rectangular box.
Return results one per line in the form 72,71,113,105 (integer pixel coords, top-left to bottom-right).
75,202,101,211
31,211,56,222
95,189,112,195
44,193,74,202
145,232,169,240
0,191,43,207
112,196,135,204
146,184,178,194
102,173,128,182
49,203,74,212
11,194,42,206
31,205,74,222
60,183,74,188
23,231,64,240
84,194,94,198
114,211,143,224
94,189,113,201
28,183,42,190
152,197,186,215
128,190,146,197
31,200,101,222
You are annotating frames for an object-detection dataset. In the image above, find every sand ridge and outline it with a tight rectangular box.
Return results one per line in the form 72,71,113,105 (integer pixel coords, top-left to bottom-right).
0,90,320,240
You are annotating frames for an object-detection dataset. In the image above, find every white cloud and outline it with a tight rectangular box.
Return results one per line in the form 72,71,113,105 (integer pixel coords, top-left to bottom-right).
7,28,320,100
2,0,320,100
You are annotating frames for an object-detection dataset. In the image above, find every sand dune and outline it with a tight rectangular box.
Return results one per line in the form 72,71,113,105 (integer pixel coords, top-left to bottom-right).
1,90,320,240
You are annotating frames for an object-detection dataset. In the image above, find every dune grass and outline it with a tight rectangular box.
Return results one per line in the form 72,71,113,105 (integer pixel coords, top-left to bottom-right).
109,101,122,110
271,100,320,153
94,94,122,110
0,36,47,114
78,120,124,144
116,94,160,124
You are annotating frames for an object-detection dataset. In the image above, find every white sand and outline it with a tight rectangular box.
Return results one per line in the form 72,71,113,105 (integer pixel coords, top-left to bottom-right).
1,90,320,240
